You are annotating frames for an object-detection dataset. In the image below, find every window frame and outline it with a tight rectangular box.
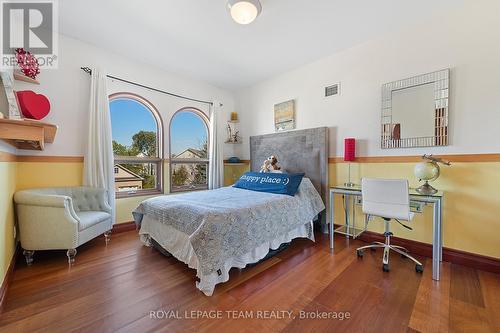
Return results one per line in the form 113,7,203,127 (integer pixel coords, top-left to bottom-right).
169,107,210,193
109,92,164,198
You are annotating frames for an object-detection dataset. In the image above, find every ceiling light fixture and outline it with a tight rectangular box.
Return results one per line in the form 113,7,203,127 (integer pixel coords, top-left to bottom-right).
227,0,262,25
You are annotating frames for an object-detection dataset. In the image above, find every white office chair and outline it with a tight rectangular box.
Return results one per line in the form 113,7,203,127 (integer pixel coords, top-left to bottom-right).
356,178,423,273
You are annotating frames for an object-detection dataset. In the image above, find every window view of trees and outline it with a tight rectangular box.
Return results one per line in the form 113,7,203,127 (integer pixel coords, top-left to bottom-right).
171,139,207,189
110,97,161,194
170,110,209,192
112,130,157,190
110,98,208,195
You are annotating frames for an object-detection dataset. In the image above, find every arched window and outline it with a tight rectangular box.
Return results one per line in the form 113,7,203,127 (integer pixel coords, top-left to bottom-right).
170,108,209,192
109,93,163,197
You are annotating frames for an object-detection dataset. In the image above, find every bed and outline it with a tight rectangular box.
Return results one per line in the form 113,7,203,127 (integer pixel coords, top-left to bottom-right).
133,127,329,295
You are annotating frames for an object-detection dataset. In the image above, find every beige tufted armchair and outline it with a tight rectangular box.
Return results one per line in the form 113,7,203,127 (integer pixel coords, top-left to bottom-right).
14,187,113,265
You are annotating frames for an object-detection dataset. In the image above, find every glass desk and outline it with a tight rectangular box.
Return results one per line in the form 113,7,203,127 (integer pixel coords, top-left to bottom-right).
329,184,444,280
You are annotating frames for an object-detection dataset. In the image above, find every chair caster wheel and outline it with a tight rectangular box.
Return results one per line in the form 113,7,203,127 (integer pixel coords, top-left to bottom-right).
415,264,424,273
382,263,389,272
357,249,364,258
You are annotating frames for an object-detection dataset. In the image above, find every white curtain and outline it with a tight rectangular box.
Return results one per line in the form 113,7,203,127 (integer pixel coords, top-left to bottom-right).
208,101,224,189
83,68,115,223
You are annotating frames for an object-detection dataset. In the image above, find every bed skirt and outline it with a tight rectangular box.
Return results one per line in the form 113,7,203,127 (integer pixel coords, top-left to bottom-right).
139,216,315,296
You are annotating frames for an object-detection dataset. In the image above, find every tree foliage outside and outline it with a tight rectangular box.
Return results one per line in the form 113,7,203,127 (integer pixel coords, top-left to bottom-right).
172,139,208,188
113,131,157,190
193,139,208,185
113,141,138,156
199,139,208,158
131,131,156,157
113,131,156,157
172,165,189,186
193,164,207,185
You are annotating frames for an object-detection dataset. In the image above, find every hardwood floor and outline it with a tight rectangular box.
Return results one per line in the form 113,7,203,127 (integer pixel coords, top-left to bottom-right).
1,230,499,332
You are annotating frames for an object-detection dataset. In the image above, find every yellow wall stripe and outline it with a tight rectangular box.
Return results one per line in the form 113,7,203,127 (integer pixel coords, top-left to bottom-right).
4,153,500,163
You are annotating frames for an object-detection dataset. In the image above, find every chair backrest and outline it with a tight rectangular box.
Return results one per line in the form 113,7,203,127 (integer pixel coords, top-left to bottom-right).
361,178,411,221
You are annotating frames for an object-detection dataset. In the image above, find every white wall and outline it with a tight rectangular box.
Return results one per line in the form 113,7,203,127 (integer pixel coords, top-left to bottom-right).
235,0,500,159
12,35,236,158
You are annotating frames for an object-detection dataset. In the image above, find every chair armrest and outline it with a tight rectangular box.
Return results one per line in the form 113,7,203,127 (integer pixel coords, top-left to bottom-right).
15,191,71,208
14,191,80,223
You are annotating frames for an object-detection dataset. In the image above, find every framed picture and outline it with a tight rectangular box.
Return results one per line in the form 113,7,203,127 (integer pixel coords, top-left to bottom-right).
274,99,295,132
0,70,22,119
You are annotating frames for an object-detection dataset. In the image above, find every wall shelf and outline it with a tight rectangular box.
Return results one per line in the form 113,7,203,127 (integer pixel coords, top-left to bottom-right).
13,70,40,85
0,118,57,150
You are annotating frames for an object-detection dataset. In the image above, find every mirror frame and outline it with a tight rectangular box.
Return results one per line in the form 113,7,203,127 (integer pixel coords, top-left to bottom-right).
381,69,450,149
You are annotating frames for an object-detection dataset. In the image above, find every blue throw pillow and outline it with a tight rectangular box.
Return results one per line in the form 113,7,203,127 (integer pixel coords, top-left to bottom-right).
233,172,305,196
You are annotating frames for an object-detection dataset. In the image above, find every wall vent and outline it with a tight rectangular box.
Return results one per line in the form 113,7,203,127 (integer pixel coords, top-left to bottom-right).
325,83,340,97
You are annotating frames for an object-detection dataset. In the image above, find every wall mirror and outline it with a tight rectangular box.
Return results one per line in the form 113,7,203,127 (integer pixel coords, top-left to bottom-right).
381,69,449,149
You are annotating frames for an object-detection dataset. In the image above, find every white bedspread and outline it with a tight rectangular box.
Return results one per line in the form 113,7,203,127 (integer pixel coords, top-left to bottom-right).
134,178,325,295
140,217,314,295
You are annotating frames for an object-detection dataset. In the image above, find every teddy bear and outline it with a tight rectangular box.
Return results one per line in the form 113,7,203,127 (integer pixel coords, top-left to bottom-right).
260,158,272,173
260,155,281,173
269,155,281,171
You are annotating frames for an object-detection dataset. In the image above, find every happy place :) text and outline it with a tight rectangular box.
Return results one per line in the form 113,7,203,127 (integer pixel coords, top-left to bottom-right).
240,175,290,185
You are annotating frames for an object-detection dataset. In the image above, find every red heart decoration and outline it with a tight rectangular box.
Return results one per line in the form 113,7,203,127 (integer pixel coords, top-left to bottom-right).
16,90,51,120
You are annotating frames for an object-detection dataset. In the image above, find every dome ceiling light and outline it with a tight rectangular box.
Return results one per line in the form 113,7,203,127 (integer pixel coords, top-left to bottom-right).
227,0,262,25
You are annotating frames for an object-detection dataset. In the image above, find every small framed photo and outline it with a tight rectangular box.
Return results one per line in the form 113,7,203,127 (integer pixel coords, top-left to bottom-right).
274,99,295,132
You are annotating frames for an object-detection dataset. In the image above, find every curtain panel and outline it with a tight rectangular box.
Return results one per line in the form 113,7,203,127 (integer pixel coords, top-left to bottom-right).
83,68,115,223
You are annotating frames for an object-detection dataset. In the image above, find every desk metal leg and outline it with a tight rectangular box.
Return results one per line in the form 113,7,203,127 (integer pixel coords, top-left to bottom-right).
352,194,356,238
345,195,350,238
439,198,443,262
432,199,441,280
329,192,334,250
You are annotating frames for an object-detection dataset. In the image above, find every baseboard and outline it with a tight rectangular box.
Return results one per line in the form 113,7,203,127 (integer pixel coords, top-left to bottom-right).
112,221,137,234
357,230,500,274
0,243,20,313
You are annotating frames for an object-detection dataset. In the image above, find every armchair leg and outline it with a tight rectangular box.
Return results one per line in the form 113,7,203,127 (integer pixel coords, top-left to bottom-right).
104,230,111,245
66,248,77,265
23,250,35,266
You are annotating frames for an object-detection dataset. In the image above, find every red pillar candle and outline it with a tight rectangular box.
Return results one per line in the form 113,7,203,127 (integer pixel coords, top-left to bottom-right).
344,138,356,162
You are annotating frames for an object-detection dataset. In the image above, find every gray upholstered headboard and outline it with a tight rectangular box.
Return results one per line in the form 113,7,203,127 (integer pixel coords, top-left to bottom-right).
250,127,329,227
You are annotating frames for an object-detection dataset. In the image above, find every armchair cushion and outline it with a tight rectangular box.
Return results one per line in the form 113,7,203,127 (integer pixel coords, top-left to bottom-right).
77,211,111,231
65,187,112,213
